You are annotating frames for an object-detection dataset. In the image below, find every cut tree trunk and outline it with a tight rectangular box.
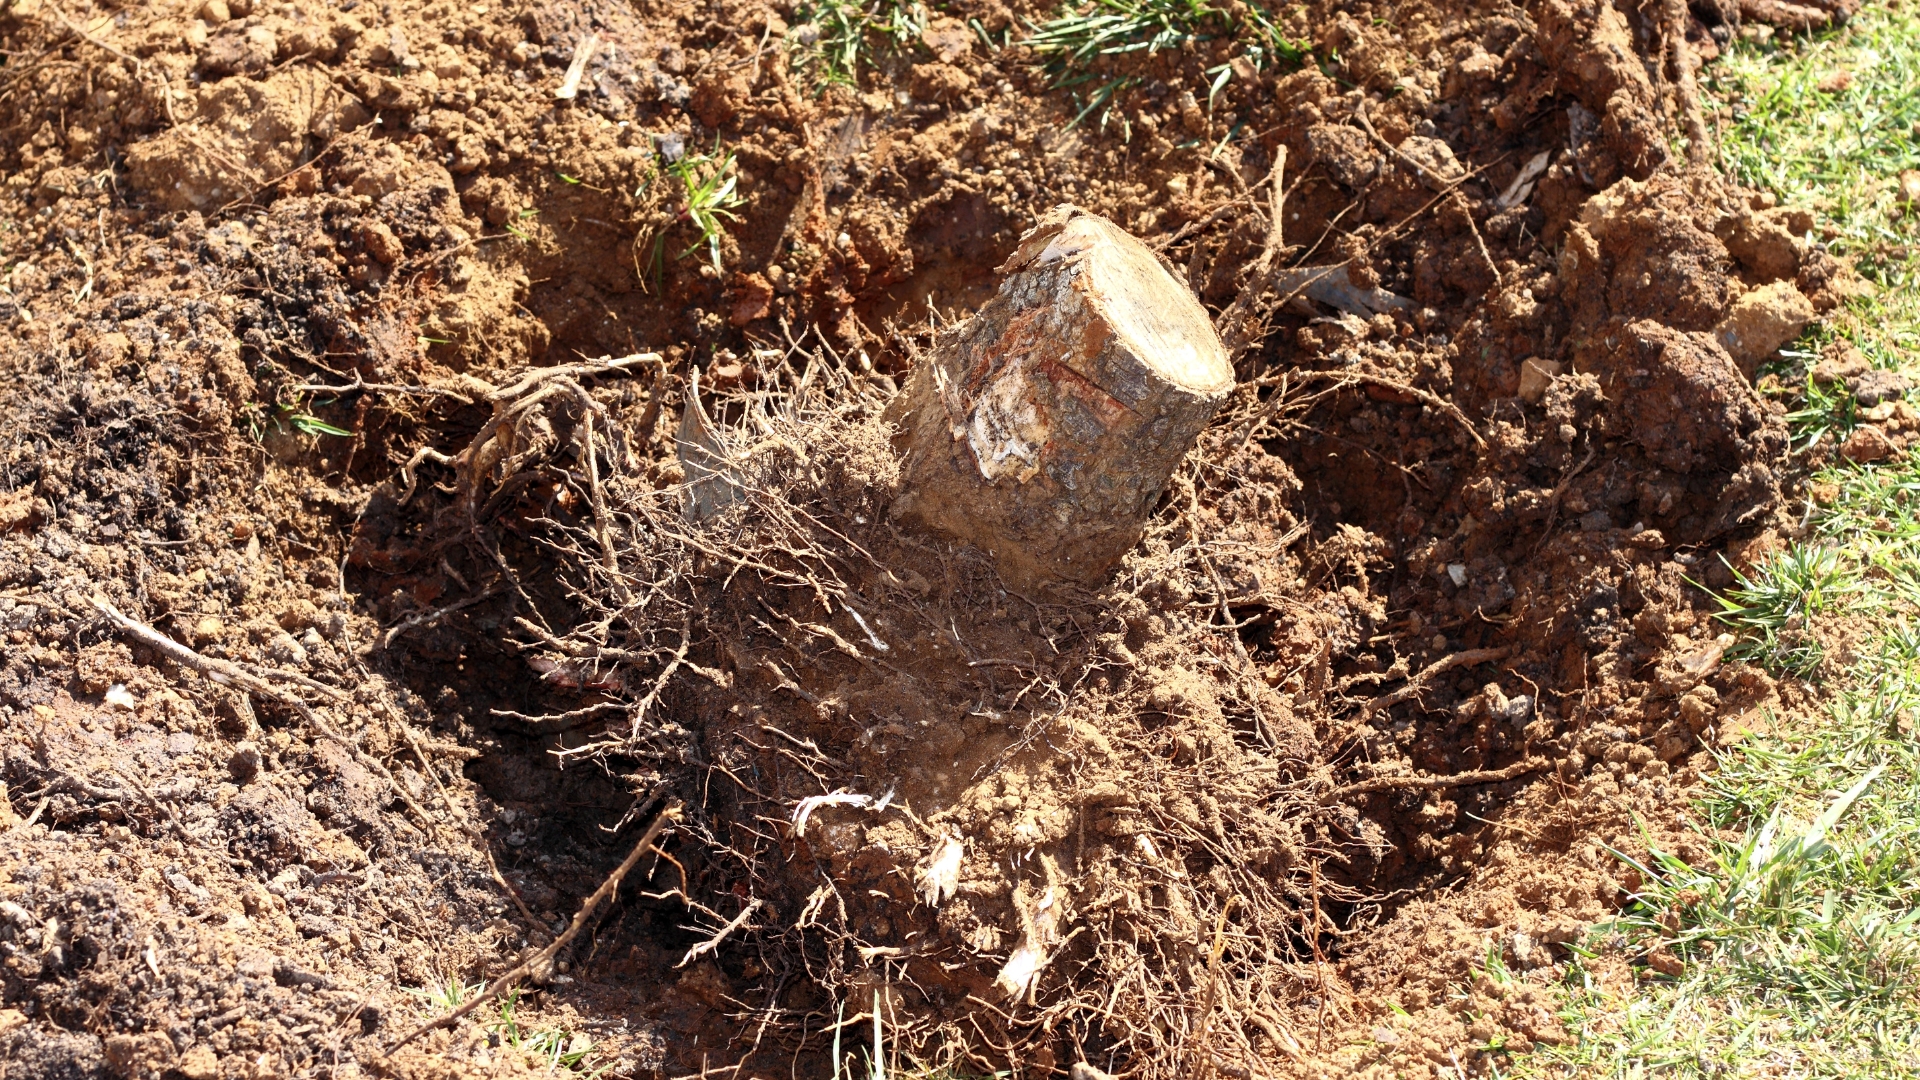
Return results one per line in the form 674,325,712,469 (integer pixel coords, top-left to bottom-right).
888,205,1235,590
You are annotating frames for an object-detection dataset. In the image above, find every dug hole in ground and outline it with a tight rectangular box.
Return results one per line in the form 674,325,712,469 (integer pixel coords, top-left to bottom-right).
0,0,1891,1077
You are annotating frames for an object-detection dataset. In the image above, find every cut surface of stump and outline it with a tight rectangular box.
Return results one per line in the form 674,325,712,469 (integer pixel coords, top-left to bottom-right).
889,205,1234,589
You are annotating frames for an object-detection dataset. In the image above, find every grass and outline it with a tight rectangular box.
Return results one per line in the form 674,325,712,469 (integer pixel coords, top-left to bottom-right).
789,0,928,90
1719,0,1920,451
407,976,608,1075
1520,5,1920,1075
1023,0,1305,134
244,400,353,442
667,148,743,274
1708,544,1861,676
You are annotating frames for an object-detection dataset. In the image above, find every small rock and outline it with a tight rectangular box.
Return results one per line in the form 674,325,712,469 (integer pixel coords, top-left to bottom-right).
1714,281,1815,376
1811,342,1871,385
1840,424,1896,463
359,221,404,265
1578,509,1614,532
1850,368,1910,408
198,0,230,22
1397,134,1465,190
192,615,224,646
229,741,262,782
1517,357,1561,403
85,331,132,372
235,950,276,979
1678,684,1720,735
729,272,774,327
1900,169,1920,207
103,1031,174,1079
199,24,278,76
177,1046,220,1080
266,631,309,667
1646,947,1685,977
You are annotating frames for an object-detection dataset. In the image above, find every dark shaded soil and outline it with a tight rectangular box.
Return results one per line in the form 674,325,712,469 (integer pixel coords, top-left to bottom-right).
0,0,1857,1077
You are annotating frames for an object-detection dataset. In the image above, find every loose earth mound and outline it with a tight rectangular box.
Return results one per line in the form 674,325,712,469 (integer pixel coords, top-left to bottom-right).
0,0,1884,1077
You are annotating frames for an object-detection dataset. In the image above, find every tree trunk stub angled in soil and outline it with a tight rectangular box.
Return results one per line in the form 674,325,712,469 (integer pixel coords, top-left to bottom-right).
888,205,1235,589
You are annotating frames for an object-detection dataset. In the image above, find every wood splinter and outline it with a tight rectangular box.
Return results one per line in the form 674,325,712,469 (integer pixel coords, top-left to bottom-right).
888,205,1235,589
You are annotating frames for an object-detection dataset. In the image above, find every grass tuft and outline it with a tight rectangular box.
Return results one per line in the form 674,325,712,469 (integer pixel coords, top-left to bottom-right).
407,977,608,1075
789,0,928,90
666,148,743,273
1024,0,1305,134
1710,544,1860,676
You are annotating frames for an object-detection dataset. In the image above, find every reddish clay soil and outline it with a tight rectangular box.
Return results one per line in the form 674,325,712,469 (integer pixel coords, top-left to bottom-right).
0,0,1887,1078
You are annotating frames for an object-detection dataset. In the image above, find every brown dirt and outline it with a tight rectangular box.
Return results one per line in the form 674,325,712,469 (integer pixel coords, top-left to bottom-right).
0,0,1858,1078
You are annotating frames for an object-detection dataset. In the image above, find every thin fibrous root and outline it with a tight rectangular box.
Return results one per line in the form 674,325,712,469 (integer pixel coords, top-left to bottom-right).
1330,757,1548,801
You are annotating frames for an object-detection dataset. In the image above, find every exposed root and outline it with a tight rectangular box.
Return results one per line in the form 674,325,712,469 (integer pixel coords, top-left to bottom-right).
1361,647,1513,719
387,804,680,1053
388,348,1381,1077
89,597,447,843
1330,758,1549,800
1668,0,1713,165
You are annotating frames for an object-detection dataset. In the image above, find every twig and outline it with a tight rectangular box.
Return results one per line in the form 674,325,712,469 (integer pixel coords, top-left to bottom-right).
1666,0,1711,165
290,374,479,404
380,589,500,649
398,446,457,506
387,805,680,1053
1353,99,1439,189
1291,370,1486,448
1331,757,1547,800
480,839,542,931
46,3,142,71
4,796,49,835
110,765,193,843
676,897,766,968
1217,152,1509,362
1186,898,1238,1080
554,32,601,101
1451,190,1503,288
1350,107,1501,285
89,597,443,837
1360,647,1511,719
1197,533,1276,750
1529,445,1598,556
91,596,322,705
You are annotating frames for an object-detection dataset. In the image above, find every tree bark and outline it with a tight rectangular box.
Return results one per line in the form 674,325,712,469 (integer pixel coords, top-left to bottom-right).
888,205,1234,590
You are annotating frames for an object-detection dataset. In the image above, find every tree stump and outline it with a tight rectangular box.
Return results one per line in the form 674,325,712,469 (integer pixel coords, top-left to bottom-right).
889,206,1235,589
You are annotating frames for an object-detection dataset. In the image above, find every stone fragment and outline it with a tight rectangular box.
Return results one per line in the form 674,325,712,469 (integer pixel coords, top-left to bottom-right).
1840,424,1895,463
1518,357,1562,403
1714,281,1815,376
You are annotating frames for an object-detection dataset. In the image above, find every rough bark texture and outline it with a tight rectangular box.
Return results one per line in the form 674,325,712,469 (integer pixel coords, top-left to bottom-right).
889,205,1234,589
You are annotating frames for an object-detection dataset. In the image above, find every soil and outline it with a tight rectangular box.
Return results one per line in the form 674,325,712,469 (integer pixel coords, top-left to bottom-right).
0,0,1878,1078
